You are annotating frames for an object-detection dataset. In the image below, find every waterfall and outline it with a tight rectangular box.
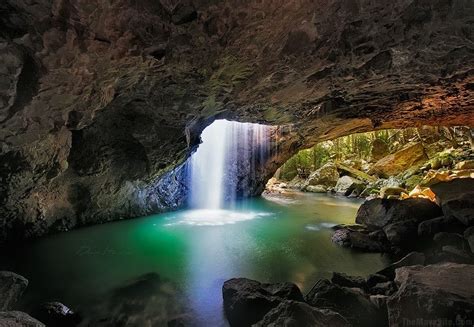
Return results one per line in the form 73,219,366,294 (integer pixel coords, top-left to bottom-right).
188,119,272,209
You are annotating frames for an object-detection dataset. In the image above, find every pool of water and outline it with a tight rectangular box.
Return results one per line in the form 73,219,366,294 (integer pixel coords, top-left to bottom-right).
1,192,389,326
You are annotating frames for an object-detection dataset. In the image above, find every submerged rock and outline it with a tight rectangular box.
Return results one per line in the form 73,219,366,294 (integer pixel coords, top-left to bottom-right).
0,311,45,327
305,185,327,193
254,300,349,327
387,263,474,326
0,271,28,311
222,278,304,326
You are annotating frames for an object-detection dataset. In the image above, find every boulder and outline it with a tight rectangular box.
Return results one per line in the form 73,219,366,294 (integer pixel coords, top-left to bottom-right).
331,228,388,252
464,227,474,254
377,252,425,279
441,192,474,226
368,142,428,178
418,216,465,238
430,178,474,204
455,160,474,170
0,271,28,311
382,221,418,246
331,272,366,289
379,186,407,199
370,281,396,296
306,279,382,327
305,185,327,193
366,274,390,288
387,263,474,326
433,232,466,249
370,138,389,162
222,278,304,326
254,300,349,327
33,302,81,327
171,1,197,25
355,198,442,230
0,311,45,327
306,162,339,188
334,176,365,196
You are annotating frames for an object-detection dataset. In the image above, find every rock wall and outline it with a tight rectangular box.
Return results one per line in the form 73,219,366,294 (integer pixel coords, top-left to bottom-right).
0,0,473,242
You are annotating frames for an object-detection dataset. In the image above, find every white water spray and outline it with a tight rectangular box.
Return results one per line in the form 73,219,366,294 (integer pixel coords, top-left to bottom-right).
188,119,272,210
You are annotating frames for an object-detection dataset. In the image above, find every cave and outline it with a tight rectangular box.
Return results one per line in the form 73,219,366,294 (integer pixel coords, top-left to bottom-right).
1,0,474,326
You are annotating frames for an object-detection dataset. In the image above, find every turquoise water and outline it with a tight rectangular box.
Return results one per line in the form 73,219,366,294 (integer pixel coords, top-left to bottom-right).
2,192,388,326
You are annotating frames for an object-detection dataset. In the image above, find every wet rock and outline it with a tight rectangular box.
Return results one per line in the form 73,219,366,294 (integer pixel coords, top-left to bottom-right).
306,279,381,327
306,162,339,188
377,252,425,279
33,302,81,327
0,311,45,327
355,198,442,230
418,216,465,238
331,272,366,289
387,263,474,326
334,176,365,196
222,278,304,326
254,300,349,327
0,271,28,310
369,142,428,178
331,228,388,252
305,185,327,193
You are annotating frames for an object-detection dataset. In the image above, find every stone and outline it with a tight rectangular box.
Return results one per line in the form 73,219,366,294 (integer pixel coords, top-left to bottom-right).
433,232,466,249
370,138,389,162
334,176,365,196
383,221,418,246
464,226,474,254
418,216,465,238
455,160,474,170
331,272,366,289
366,274,390,288
331,229,388,252
430,178,474,204
379,186,407,199
33,302,81,327
368,142,428,178
305,185,327,193
0,311,45,327
369,294,388,310
306,279,382,327
441,192,474,226
387,263,474,326
171,1,197,25
222,278,304,326
441,245,472,262
370,281,396,296
0,271,28,311
377,252,425,279
306,162,339,188
254,300,349,327
355,198,442,230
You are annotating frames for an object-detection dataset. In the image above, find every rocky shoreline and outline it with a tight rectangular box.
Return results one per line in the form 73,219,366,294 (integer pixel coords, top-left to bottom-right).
223,177,474,326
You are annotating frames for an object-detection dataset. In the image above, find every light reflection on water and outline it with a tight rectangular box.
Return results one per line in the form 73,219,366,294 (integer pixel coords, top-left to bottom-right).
2,192,389,326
